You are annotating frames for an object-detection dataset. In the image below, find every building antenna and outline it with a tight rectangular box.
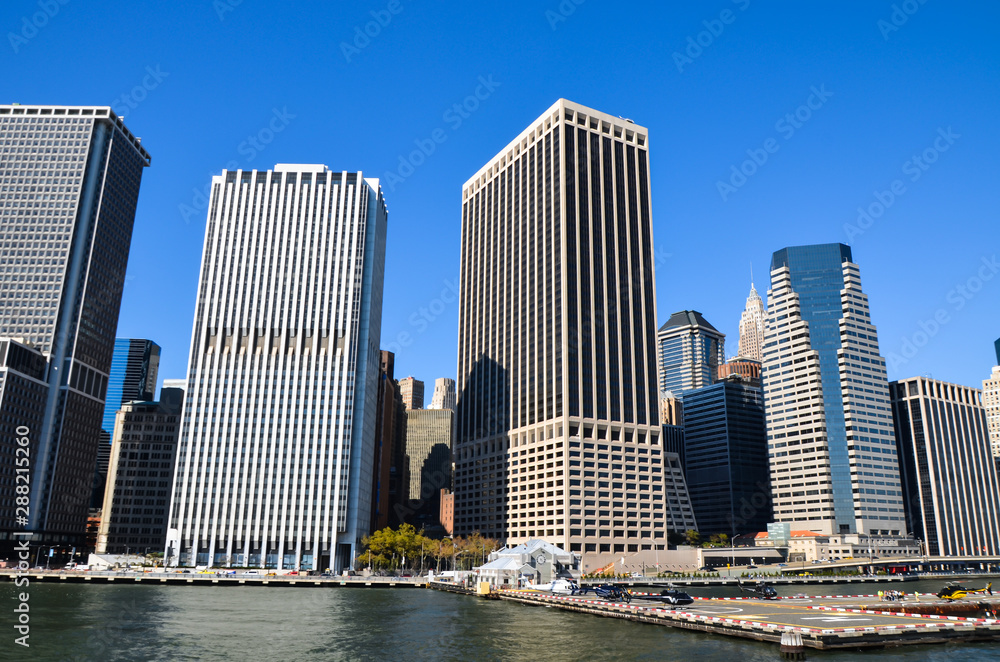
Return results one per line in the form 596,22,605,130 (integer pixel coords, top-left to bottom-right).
750,261,754,289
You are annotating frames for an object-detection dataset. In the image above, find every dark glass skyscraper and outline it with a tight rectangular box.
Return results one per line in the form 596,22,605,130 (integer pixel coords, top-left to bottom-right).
0,105,149,546
656,310,725,396
681,378,771,536
763,243,905,536
101,338,160,440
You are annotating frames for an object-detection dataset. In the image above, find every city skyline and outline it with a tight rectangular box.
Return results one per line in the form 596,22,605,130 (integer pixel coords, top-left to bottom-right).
5,3,997,398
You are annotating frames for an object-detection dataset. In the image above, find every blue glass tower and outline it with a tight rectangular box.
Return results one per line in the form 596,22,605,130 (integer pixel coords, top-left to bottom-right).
101,339,160,440
763,243,905,536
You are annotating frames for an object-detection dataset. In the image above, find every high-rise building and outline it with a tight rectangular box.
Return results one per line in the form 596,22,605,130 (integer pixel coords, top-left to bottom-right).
0,105,150,547
995,337,1000,365
455,99,697,559
167,165,387,572
762,243,905,536
717,358,761,387
371,350,400,531
96,389,182,555
984,366,1000,458
429,377,457,412
681,377,771,536
399,376,424,410
401,408,453,530
93,338,160,508
890,377,1000,556
656,310,725,396
738,281,766,362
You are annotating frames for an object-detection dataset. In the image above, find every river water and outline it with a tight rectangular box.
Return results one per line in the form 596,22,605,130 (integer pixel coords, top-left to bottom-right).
3,579,1000,661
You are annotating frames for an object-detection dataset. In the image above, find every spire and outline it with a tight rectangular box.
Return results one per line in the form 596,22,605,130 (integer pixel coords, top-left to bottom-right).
750,261,754,291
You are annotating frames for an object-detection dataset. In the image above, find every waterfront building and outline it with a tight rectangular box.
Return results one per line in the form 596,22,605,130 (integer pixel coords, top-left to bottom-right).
455,99,697,560
92,338,160,508
429,377,457,412
400,408,453,530
440,489,454,536
656,310,725,396
738,280,766,363
96,389,182,555
167,165,387,571
890,377,1000,556
984,366,1000,458
371,351,401,531
399,376,424,410
717,358,761,387
762,243,905,536
0,105,150,548
681,377,771,536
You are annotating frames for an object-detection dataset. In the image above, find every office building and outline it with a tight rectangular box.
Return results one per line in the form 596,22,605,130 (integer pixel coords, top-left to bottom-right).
371,351,401,531
93,338,160,508
455,99,697,559
0,105,150,547
429,377,457,412
995,337,1000,366
717,358,761,387
681,377,771,536
890,377,1000,556
984,366,1000,458
401,407,453,530
738,280,766,363
762,243,905,537
96,389,182,555
399,376,424,410
656,310,725,396
167,165,387,571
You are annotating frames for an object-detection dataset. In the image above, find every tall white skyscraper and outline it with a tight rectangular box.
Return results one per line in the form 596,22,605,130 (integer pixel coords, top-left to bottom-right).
738,281,766,362
429,377,456,412
0,105,149,547
455,99,696,562
762,244,905,537
167,165,387,572
983,366,1000,458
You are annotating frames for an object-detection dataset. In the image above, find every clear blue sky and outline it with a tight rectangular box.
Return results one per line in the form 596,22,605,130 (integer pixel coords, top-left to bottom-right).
5,1,999,398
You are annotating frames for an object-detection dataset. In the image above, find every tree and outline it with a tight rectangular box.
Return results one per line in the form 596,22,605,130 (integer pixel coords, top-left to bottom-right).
684,529,701,546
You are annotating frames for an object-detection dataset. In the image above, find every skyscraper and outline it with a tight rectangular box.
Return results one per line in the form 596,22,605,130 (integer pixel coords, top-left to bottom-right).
429,377,457,412
399,376,424,410
982,366,1000,458
890,377,1000,556
738,281,766,362
0,104,150,546
762,243,905,536
401,408,453,530
455,99,697,559
167,165,387,572
656,310,725,395
995,337,1000,365
101,339,160,441
681,377,771,536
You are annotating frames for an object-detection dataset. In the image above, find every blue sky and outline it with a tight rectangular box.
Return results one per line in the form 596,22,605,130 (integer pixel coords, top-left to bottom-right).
5,0,999,399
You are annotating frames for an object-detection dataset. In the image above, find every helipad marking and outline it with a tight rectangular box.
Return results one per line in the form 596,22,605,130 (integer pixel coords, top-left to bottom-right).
802,616,873,623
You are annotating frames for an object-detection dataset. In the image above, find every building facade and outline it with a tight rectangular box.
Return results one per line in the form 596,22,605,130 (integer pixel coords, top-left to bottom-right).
738,282,766,363
983,366,1000,458
717,358,761,386
762,243,905,536
656,310,725,396
890,377,1000,556
96,390,182,555
681,378,771,536
455,99,696,561
401,408,453,530
0,105,150,548
399,377,424,411
429,377,457,412
167,165,387,571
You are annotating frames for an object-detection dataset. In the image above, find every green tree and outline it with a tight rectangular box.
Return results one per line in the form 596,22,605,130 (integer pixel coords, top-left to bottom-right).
684,529,701,546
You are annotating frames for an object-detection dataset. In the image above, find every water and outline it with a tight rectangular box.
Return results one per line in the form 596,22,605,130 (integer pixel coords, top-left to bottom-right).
3,580,1000,661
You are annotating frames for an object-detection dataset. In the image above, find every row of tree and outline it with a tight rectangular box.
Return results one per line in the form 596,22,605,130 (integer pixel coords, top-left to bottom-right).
355,524,499,573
